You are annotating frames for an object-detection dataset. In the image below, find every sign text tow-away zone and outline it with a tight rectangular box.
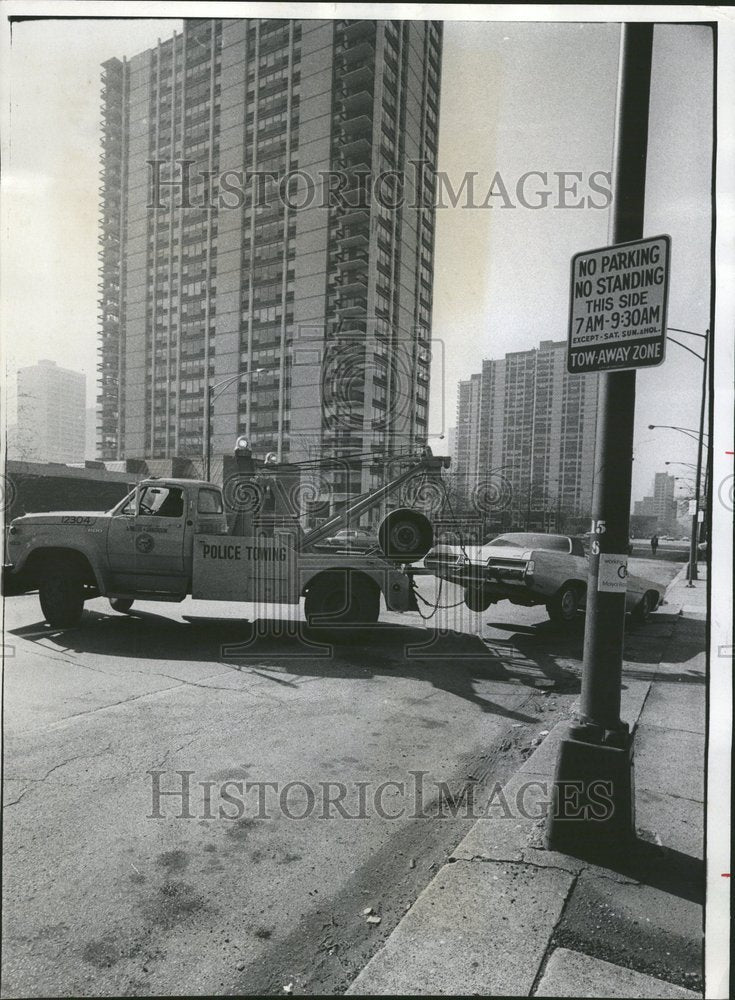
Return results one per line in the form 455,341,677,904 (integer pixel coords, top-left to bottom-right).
568,235,670,373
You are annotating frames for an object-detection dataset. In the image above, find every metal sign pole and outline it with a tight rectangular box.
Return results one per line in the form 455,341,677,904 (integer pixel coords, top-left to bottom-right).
547,22,654,855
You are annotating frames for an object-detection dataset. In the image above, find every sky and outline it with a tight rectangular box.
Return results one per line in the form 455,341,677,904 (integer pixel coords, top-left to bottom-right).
2,13,714,502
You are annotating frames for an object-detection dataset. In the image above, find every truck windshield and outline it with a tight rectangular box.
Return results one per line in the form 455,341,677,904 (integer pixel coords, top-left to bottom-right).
110,490,136,516
139,486,184,517
487,534,570,553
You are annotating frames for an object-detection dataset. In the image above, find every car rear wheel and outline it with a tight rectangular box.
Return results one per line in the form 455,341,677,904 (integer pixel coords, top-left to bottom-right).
305,572,380,627
632,590,656,624
110,598,134,614
546,583,579,625
39,558,85,628
464,585,494,613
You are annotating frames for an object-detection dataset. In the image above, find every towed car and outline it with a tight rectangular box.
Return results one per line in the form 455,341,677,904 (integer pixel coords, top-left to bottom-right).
424,531,662,626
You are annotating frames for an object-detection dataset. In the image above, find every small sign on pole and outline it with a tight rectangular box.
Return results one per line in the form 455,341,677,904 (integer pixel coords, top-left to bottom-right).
568,235,671,373
597,553,629,593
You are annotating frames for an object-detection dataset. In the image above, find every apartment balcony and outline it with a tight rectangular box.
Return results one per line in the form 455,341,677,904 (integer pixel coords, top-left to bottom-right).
342,19,376,43
336,157,373,193
336,113,373,141
339,39,375,68
335,296,368,318
341,89,373,117
338,136,372,163
335,273,368,297
331,318,368,337
337,229,369,251
336,250,369,272
337,207,370,231
340,64,374,93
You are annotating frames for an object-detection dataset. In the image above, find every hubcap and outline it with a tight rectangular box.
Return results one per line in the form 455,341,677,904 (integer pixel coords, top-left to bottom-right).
561,590,576,615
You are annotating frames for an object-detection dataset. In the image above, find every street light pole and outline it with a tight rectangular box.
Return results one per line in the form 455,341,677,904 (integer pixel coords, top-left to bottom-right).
204,383,213,482
648,412,711,585
688,330,709,583
203,368,266,482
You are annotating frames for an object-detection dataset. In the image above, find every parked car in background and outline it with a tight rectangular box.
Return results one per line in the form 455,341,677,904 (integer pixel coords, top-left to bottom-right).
317,527,379,552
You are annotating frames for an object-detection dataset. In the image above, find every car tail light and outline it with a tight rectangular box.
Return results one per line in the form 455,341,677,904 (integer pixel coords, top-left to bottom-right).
524,560,535,578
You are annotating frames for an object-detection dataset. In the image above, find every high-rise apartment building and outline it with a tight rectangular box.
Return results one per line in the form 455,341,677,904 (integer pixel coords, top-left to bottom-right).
634,472,677,530
98,17,442,496
653,471,676,517
454,373,482,485
454,340,599,529
15,360,86,464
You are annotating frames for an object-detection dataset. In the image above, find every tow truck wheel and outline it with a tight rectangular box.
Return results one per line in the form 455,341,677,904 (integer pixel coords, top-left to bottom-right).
39,559,85,629
110,598,134,614
546,583,578,626
305,573,380,627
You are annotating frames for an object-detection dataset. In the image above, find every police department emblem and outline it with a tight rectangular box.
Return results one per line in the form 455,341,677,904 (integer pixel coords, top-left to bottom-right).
136,533,155,554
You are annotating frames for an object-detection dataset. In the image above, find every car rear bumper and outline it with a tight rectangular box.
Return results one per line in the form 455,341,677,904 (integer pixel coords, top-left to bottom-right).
424,557,530,587
424,558,539,602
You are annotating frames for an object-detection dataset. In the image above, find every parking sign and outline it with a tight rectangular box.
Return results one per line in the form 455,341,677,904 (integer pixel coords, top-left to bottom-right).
568,235,671,373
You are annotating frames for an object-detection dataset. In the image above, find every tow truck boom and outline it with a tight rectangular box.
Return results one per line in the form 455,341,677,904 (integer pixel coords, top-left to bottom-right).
299,449,450,552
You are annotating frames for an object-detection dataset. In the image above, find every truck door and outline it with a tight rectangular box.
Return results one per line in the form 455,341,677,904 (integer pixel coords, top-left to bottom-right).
107,484,188,594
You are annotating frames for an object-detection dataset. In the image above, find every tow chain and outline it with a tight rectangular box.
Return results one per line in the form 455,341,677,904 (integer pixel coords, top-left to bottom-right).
409,473,474,622
412,576,467,621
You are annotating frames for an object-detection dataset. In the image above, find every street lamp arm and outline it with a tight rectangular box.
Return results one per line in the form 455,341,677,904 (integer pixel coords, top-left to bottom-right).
648,424,709,445
210,367,267,400
210,372,244,399
204,367,267,480
666,336,705,362
667,326,708,340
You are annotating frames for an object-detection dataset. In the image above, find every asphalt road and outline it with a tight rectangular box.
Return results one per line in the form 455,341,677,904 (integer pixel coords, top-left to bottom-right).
1,563,681,997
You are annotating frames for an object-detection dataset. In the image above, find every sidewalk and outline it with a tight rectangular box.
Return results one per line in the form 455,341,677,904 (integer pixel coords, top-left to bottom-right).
347,564,707,997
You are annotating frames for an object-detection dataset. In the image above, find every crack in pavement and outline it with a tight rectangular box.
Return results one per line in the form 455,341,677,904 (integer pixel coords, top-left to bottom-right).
3,744,114,807
453,854,580,876
150,733,201,770
13,663,290,740
530,870,581,995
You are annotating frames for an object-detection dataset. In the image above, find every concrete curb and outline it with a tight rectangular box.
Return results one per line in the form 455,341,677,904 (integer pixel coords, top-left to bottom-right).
346,681,654,996
662,562,707,619
534,948,702,998
666,563,691,592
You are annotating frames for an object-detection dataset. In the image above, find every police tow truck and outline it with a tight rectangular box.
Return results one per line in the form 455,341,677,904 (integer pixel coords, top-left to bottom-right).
3,441,448,630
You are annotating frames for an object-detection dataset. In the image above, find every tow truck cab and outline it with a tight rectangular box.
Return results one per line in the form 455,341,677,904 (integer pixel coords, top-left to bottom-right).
105,479,229,597
4,478,229,602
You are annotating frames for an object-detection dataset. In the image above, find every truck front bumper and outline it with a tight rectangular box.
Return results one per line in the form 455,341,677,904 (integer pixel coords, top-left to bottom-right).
2,563,32,596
